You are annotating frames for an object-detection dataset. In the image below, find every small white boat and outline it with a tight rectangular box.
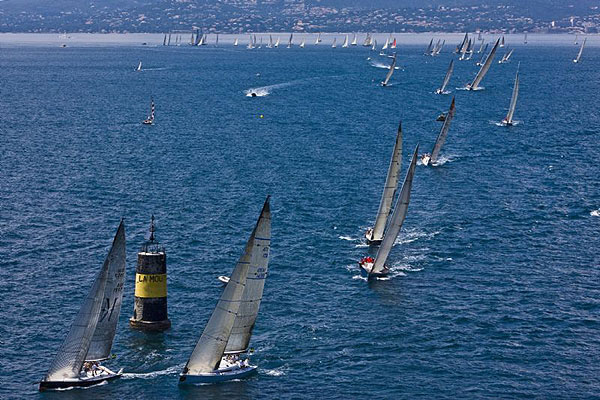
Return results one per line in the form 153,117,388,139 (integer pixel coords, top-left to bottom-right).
342,34,349,48
217,275,230,285
381,54,396,87
180,197,271,385
234,38,239,46
136,61,142,72
359,146,419,279
501,64,520,126
424,38,433,56
351,33,358,46
331,37,337,48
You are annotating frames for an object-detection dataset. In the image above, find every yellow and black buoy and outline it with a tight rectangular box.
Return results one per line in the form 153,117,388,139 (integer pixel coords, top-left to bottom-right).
129,215,171,331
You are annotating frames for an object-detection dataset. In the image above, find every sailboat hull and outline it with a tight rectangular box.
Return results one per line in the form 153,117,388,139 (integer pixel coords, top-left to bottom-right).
179,365,257,384
39,370,122,391
359,262,389,278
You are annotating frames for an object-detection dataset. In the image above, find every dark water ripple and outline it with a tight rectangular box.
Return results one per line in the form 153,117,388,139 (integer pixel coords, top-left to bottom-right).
1,43,599,399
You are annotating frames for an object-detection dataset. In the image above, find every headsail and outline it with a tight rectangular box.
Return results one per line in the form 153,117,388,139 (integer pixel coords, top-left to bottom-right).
469,38,500,89
225,197,271,354
437,59,454,94
43,226,119,381
86,221,126,361
381,54,396,86
504,65,520,124
430,97,456,164
368,123,403,243
183,198,270,374
370,145,419,277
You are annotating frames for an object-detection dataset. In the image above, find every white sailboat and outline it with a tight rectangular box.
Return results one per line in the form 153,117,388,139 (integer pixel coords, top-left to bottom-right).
136,61,142,72
315,33,322,45
424,38,433,56
466,38,500,90
351,33,358,46
477,39,486,54
300,38,305,48
573,38,586,63
476,43,489,66
274,37,280,48
234,38,239,46
371,40,377,51
381,54,396,87
499,48,514,64
382,37,389,51
390,38,397,49
456,33,468,53
500,35,505,47
435,59,454,94
574,34,579,45
365,123,403,246
39,222,126,391
247,35,254,49
142,97,155,125
331,37,337,48
524,32,528,44
459,38,469,60
434,40,445,56
359,145,419,279
363,33,373,47
342,34,349,48
421,97,456,166
180,197,271,384
501,65,520,126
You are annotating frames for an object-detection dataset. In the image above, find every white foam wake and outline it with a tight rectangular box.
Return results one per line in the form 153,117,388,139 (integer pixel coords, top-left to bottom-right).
122,365,181,380
591,209,600,217
370,61,400,70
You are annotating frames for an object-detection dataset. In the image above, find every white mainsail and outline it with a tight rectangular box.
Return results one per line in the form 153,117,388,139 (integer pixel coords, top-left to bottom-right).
368,123,403,243
300,38,305,48
382,37,389,50
430,97,456,165
504,65,520,125
437,59,454,94
342,34,349,48
136,61,142,71
370,145,419,277
573,37,586,63
234,38,239,46
332,37,337,48
183,198,270,374
468,38,500,90
43,226,122,382
86,221,126,361
225,197,271,354
381,54,396,86
351,33,357,46
315,33,321,45
274,37,280,48
500,36,505,47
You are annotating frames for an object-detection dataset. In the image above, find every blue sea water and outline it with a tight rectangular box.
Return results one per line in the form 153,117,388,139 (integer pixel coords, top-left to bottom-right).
1,36,600,399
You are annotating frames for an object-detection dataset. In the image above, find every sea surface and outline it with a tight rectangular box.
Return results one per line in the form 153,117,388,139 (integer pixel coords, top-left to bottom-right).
1,34,599,399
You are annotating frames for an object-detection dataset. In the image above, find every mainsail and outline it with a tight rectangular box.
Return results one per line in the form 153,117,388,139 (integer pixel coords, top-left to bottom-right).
351,33,357,46
368,123,403,243
574,38,586,63
342,34,349,48
504,65,520,124
370,145,419,277
225,197,271,354
469,38,500,90
183,198,270,374
43,225,123,381
437,59,454,94
430,97,456,165
424,39,433,55
382,54,396,86
86,221,126,361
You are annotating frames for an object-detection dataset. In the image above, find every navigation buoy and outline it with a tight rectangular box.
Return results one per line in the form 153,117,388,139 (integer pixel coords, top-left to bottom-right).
130,215,171,331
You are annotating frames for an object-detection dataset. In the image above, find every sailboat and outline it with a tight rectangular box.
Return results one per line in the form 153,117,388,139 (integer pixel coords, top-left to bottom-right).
434,40,444,56
524,32,528,44
477,39,485,53
215,34,219,47
234,38,239,46
136,61,142,72
501,65,520,126
331,37,337,48
500,35,505,47
142,98,155,125
459,38,469,60
574,34,579,45
424,39,433,56
573,37,586,63
287,33,293,48
300,38,305,48
267,35,273,48
456,33,468,53
381,54,396,87
391,38,397,49
39,222,126,391
274,37,280,48
180,197,271,384
371,40,377,51
499,48,514,63
466,38,500,90
163,34,167,46
247,35,254,50
476,43,489,66
382,37,389,51
342,34,349,48
351,33,358,46
315,33,322,45
363,33,372,47
421,97,456,166
465,40,474,60
435,59,454,94
365,123,403,246
359,145,419,279
167,33,172,46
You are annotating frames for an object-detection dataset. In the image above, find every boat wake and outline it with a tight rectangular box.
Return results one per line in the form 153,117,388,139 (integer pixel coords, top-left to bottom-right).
338,235,355,241
141,67,168,71
54,381,108,391
494,120,521,127
417,155,454,166
244,76,338,97
456,86,484,91
370,61,400,70
263,367,286,377
591,209,600,217
395,229,440,245
122,365,181,380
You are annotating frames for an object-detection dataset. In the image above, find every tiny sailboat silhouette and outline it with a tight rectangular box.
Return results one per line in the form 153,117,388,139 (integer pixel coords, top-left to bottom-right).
476,43,489,66
391,38,397,49
142,98,155,125
274,37,280,48
477,39,486,53
466,38,500,90
363,33,373,47
365,123,403,246
342,34,349,48
136,61,142,72
524,33,528,44
573,38,586,63
315,33,322,45
421,97,456,166
359,145,419,279
234,38,239,46
501,65,520,126
39,222,126,391
351,33,358,46
424,39,433,55
436,59,454,94
300,38,305,48
381,54,397,87
331,37,337,48
456,33,468,53
180,197,271,384
287,33,293,48
499,48,514,64
500,35,505,47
